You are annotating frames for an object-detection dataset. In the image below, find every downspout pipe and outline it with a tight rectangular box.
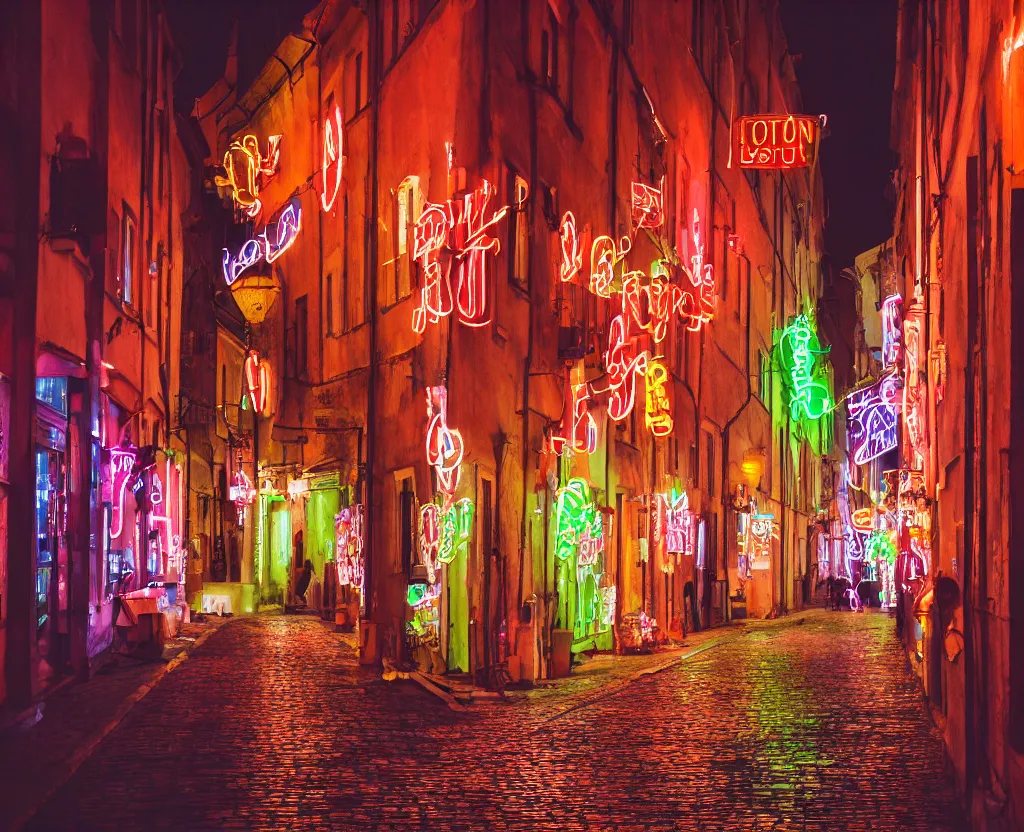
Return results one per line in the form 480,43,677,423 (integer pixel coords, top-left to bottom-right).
363,1,382,647
720,254,755,621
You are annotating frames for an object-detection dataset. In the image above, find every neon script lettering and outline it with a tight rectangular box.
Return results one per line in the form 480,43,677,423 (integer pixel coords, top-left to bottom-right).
222,198,303,285
214,133,283,217
425,386,464,501
546,379,598,456
109,446,138,539
847,372,900,465
777,314,831,422
412,179,509,332
320,106,343,213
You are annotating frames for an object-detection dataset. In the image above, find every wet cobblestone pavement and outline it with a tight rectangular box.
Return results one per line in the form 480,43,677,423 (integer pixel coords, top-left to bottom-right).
17,611,967,831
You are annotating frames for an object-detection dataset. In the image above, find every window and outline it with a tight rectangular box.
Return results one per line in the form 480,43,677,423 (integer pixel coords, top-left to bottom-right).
121,209,136,307
508,169,529,290
399,476,415,575
541,5,559,94
396,177,417,302
343,193,351,331
295,295,308,377
326,273,334,337
354,52,364,112
759,350,771,404
703,430,716,496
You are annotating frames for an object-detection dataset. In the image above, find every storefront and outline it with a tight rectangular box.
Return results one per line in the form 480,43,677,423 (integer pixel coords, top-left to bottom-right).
552,478,614,655
34,377,71,686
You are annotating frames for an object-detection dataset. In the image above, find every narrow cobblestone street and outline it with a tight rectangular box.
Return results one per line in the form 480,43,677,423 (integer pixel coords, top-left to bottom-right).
7,611,965,832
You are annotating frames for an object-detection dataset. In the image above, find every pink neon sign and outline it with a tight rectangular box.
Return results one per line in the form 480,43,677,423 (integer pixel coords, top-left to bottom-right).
109,445,138,540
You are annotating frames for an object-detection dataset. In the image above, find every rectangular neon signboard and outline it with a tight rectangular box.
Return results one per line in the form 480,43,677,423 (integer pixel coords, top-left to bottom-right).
733,115,819,169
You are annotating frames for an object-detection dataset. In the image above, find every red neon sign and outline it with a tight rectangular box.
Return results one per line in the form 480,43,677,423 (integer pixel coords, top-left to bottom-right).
244,351,270,415
546,378,598,456
411,179,509,332
630,181,664,230
559,211,583,283
320,106,344,213
733,115,819,169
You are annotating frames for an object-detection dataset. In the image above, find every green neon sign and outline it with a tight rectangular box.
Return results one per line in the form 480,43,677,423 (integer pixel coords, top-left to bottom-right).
776,314,832,422
554,478,603,564
866,530,897,565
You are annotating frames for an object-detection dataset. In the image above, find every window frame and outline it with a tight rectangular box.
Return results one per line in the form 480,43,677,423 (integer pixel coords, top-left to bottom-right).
120,204,138,310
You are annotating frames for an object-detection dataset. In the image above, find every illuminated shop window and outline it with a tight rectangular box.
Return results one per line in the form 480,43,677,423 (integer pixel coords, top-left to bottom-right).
35,377,68,415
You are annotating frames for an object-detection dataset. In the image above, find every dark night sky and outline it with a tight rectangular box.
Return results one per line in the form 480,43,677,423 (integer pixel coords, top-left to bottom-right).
779,0,898,270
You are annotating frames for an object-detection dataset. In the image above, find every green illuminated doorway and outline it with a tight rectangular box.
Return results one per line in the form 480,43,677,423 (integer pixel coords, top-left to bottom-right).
306,488,340,583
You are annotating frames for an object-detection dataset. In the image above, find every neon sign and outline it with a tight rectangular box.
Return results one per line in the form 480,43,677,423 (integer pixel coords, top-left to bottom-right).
244,351,270,415
602,314,649,421
777,314,831,422
630,181,664,230
733,115,818,169
662,490,693,555
749,513,777,568
263,199,302,264
851,507,875,533
229,469,256,507
865,530,897,566
419,498,473,582
149,461,184,579
674,209,716,332
559,211,583,283
215,133,282,218
589,234,631,298
644,358,673,436
320,106,343,213
109,445,138,539
623,270,673,344
222,198,303,285
847,372,901,465
903,304,927,467
335,505,364,590
546,379,598,456
407,581,442,609
425,386,464,501
881,294,903,367
411,178,509,332
554,478,604,564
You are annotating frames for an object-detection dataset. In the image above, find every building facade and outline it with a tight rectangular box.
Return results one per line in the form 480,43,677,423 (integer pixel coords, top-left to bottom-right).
884,0,1024,828
185,0,832,681
1,0,188,708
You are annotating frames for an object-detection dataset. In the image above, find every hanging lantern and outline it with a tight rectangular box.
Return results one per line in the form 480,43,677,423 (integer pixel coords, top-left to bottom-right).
230,271,281,324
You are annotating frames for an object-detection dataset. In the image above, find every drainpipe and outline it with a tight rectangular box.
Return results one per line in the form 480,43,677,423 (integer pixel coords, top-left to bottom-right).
607,34,620,637
720,255,755,622
363,1,381,648
518,2,540,638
